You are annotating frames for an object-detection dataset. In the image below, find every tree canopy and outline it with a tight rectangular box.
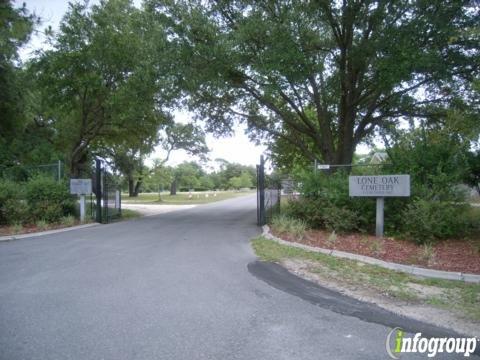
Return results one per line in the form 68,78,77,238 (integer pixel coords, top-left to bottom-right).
151,0,479,167
0,1,38,165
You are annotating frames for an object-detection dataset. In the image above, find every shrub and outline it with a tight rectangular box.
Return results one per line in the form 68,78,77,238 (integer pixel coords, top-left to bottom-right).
0,181,26,224
284,198,326,229
292,171,375,232
401,199,470,244
25,176,75,223
3,198,30,225
322,206,359,233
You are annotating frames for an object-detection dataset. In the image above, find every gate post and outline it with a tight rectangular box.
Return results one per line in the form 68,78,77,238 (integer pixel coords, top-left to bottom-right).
256,164,260,225
95,159,102,223
258,155,265,226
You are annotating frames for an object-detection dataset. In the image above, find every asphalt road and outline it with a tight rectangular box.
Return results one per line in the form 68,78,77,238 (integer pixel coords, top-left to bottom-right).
0,194,475,359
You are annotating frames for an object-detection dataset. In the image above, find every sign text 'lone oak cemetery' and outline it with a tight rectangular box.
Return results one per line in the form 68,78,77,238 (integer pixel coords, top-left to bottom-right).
349,175,410,237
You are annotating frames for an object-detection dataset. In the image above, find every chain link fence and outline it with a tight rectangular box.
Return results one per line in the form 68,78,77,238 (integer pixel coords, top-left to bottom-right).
0,161,65,182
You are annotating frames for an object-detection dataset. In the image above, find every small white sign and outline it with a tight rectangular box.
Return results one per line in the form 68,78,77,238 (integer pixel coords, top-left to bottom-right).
317,164,330,170
70,179,92,195
349,175,410,197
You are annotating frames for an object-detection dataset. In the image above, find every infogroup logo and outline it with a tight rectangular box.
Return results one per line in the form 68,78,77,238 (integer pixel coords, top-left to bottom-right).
386,328,478,358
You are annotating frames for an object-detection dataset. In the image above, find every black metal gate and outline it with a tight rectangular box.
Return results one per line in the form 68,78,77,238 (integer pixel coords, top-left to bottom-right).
256,155,281,226
94,159,121,223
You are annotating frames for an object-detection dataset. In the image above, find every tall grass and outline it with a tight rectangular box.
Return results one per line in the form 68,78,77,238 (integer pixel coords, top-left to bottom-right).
271,214,307,240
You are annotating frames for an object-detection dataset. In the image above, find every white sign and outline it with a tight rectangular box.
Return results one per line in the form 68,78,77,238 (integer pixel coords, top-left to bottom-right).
317,164,330,170
70,179,92,195
349,175,410,197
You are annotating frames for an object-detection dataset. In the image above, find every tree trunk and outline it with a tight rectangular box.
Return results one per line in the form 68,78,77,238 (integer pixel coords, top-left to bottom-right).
70,152,88,178
128,175,135,197
170,179,177,195
133,178,142,197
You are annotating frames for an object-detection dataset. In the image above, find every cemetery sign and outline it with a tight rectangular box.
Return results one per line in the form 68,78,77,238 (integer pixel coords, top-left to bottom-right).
349,175,410,237
349,175,410,197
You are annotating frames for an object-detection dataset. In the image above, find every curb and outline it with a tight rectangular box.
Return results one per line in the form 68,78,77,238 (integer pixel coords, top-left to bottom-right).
0,223,101,242
262,225,480,284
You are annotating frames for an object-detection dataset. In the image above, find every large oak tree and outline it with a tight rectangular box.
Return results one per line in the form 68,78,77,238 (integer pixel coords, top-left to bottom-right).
152,0,479,167
29,0,173,176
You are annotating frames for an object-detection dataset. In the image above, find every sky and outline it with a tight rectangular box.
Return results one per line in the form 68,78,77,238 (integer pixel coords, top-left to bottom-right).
16,0,266,169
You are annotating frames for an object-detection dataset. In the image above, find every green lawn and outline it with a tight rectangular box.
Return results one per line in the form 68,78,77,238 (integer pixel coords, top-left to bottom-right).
122,190,255,205
251,237,480,321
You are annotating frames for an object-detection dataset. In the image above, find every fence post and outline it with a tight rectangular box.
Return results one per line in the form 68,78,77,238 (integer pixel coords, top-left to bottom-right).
259,155,265,225
116,190,121,216
57,160,62,181
95,159,102,223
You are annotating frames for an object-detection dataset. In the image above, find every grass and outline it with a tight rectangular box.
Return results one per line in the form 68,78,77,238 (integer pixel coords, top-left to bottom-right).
35,220,49,231
60,215,76,227
122,190,254,205
119,209,142,220
12,222,23,234
251,236,480,321
271,214,307,240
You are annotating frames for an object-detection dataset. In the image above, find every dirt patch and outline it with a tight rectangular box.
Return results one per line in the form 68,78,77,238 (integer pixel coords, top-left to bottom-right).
281,258,480,337
405,283,445,299
273,229,480,274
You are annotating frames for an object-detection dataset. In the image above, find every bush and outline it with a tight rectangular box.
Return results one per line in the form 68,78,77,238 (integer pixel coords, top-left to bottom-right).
322,206,360,233
25,176,75,223
285,171,374,233
284,198,326,229
401,199,470,244
0,180,26,224
3,198,30,225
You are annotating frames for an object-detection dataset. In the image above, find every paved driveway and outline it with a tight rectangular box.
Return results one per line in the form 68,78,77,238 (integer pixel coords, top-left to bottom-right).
0,195,473,359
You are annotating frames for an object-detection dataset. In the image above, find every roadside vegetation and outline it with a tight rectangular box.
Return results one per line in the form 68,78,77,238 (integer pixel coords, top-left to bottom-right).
279,128,480,245
0,176,79,236
267,127,480,275
252,237,480,324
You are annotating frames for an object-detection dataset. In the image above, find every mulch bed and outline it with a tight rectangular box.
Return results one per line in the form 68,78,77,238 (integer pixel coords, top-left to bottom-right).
0,222,80,237
272,229,480,275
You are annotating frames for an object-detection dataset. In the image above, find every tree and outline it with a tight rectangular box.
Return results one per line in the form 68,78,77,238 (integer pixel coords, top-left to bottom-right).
386,124,471,201
103,122,208,196
170,161,204,194
199,175,214,190
229,171,253,189
0,1,38,167
154,0,479,167
465,151,480,195
29,0,171,176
